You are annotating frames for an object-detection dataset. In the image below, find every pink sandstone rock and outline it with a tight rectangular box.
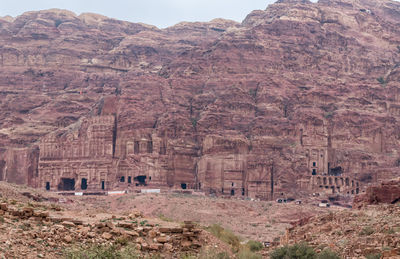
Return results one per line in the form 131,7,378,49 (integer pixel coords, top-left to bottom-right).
0,0,399,198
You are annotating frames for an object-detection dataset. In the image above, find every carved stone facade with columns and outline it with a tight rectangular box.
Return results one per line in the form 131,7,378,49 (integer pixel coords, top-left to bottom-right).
36,113,363,199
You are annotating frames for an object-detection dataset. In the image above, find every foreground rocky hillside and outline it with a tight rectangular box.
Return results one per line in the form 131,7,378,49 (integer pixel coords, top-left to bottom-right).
0,0,399,197
0,180,398,258
0,182,231,258
282,204,400,258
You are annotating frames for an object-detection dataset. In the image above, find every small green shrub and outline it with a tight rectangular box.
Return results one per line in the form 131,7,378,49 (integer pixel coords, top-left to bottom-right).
114,237,129,246
19,223,30,231
317,249,341,259
206,224,241,252
147,254,162,259
360,226,374,236
158,214,173,222
365,253,381,259
324,112,334,119
180,254,197,259
191,118,198,128
64,244,138,259
246,240,263,252
237,249,262,259
216,252,231,259
270,243,316,259
377,77,386,85
384,228,395,234
197,248,230,259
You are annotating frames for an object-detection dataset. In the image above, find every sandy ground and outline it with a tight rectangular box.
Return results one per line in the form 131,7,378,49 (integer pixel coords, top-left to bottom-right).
58,191,345,243
0,182,346,243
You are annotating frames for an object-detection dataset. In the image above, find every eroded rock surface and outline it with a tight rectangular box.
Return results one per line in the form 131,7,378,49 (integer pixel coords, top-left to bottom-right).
279,204,400,257
353,178,400,207
0,0,399,198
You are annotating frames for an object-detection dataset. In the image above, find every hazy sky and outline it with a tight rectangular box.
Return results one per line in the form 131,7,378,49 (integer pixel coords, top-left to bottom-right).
0,0,279,28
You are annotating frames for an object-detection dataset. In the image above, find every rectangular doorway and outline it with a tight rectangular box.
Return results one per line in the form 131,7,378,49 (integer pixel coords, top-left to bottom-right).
59,178,75,191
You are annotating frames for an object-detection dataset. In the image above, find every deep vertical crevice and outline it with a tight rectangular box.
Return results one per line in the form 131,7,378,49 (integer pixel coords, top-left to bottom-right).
112,114,117,158
270,164,274,200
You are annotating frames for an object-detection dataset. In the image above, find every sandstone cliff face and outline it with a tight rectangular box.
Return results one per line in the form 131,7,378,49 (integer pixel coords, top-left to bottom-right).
353,178,400,207
0,0,399,198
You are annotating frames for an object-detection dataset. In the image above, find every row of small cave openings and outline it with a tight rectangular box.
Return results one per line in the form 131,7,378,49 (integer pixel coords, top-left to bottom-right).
318,184,360,195
316,176,359,187
45,178,107,191
118,175,150,186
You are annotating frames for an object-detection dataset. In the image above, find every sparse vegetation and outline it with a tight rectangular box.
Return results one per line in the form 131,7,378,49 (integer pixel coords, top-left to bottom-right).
359,226,374,236
324,111,334,119
19,223,30,231
205,224,262,258
365,253,381,259
191,118,198,128
206,224,241,252
64,244,139,259
180,254,197,259
270,243,316,259
246,240,263,252
270,244,340,259
195,248,231,259
114,237,129,246
317,249,341,259
377,76,386,86
158,214,174,222
397,45,400,53
237,249,262,259
383,228,395,234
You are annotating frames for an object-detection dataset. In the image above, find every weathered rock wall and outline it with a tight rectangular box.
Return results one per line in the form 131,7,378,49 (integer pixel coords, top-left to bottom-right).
0,147,39,186
353,178,400,207
0,0,400,197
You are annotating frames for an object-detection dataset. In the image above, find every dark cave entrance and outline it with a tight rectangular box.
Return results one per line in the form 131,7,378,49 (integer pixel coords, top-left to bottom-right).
101,180,105,190
181,183,187,189
134,175,147,186
59,178,75,191
329,166,343,176
391,197,400,204
231,189,235,196
45,182,50,191
81,178,88,190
